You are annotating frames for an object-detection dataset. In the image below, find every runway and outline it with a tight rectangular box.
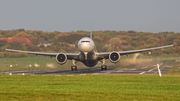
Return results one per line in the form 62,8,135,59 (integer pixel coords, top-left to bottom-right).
1,60,173,75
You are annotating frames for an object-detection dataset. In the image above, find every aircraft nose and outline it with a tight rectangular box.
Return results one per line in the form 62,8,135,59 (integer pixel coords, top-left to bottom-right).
79,43,93,52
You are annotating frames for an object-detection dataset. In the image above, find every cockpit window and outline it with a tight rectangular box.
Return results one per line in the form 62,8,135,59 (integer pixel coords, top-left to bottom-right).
81,41,90,43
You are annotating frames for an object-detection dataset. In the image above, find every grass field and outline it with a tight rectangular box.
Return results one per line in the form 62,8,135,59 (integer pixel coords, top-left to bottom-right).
0,75,180,101
1,56,180,101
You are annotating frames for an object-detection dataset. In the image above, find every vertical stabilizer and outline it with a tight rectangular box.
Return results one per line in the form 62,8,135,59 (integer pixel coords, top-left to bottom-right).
90,31,92,39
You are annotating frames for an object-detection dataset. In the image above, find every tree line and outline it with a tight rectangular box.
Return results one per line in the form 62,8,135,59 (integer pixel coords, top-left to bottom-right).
0,29,180,58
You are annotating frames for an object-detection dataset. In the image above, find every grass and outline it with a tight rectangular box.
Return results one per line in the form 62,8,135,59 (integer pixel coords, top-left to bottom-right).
0,56,180,101
0,75,180,101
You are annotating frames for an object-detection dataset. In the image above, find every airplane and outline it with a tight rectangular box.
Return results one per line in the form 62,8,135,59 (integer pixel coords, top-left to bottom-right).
6,32,173,71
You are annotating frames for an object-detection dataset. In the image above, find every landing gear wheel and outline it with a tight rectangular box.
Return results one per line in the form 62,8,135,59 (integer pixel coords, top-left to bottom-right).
75,66,77,71
71,66,77,71
71,66,74,71
101,65,107,70
101,67,103,70
105,65,107,70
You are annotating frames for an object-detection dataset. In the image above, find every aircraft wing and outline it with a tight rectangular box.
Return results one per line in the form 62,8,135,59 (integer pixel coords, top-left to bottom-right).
97,44,174,59
5,49,79,60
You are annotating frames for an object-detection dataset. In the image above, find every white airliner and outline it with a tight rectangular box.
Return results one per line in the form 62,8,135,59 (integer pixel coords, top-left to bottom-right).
6,33,173,71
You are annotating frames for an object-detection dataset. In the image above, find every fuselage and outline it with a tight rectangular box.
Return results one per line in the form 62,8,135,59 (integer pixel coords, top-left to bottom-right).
77,37,98,67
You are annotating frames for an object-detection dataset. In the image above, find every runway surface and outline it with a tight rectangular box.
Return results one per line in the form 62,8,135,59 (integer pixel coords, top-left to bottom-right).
1,60,173,75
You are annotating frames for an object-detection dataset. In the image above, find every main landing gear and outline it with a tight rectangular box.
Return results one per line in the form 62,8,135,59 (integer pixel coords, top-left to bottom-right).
71,59,78,71
71,66,77,71
101,58,107,70
101,65,107,70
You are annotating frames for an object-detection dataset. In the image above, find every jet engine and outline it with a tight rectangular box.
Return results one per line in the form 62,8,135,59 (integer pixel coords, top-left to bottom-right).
56,53,67,65
109,52,120,63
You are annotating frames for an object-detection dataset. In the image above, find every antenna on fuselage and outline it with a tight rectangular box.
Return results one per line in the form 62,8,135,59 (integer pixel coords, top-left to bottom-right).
90,31,92,39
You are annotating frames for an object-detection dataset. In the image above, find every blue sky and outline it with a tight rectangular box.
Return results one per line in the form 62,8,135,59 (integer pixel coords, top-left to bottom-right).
0,0,180,33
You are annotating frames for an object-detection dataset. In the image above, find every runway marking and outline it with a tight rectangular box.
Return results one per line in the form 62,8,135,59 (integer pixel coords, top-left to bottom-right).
154,65,165,74
139,72,146,74
117,70,123,72
148,69,154,72
140,66,159,74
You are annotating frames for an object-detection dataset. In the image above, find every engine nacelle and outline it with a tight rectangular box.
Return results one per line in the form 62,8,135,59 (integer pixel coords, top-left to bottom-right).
109,52,120,63
56,53,67,65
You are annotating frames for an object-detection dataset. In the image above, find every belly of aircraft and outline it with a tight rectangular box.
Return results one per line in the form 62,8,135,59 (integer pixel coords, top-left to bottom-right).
79,51,98,67
81,60,98,67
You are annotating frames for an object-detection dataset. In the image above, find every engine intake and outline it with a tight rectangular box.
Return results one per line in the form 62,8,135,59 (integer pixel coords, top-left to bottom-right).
109,52,120,63
56,53,67,65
